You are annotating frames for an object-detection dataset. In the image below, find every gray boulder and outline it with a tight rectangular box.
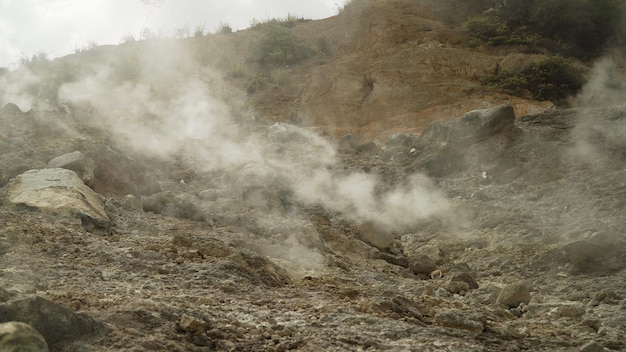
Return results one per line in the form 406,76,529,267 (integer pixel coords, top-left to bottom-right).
386,133,416,149
47,152,86,179
0,322,48,352
496,281,531,308
90,146,161,196
412,104,517,177
0,296,107,352
143,191,205,222
561,231,626,273
337,134,360,154
1,103,23,115
416,104,516,145
237,162,286,210
453,104,515,141
5,168,110,228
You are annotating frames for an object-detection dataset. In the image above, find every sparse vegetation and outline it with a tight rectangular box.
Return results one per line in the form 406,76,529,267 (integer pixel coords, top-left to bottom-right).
336,0,355,15
485,56,585,104
247,73,268,94
270,67,290,85
216,22,233,34
194,24,205,37
249,13,308,30
467,0,625,60
120,34,137,44
74,41,98,54
19,52,51,73
228,63,245,78
139,27,158,40
255,22,314,67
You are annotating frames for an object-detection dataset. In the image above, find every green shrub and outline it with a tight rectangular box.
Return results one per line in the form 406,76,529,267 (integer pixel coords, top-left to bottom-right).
256,23,314,67
485,56,584,104
467,0,625,60
466,16,510,44
247,74,268,94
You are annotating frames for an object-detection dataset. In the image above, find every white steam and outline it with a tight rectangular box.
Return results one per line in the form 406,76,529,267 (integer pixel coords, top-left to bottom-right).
0,42,452,272
572,56,626,166
290,170,449,232
0,68,42,111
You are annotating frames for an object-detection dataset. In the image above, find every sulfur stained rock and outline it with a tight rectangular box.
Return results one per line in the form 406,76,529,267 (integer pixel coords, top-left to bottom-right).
0,322,48,352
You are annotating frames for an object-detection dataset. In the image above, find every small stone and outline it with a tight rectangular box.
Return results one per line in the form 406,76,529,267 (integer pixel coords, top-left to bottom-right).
0,322,49,352
446,281,470,295
558,304,585,318
580,318,601,332
579,340,606,352
179,314,206,334
120,194,143,211
497,281,531,308
409,255,437,276
435,309,484,333
430,269,443,279
468,283,501,305
450,272,479,289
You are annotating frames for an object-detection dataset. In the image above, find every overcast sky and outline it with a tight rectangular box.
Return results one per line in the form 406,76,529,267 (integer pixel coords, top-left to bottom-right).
0,0,338,68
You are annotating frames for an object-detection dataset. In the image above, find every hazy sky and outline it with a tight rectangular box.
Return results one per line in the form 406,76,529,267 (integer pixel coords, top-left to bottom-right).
0,0,338,68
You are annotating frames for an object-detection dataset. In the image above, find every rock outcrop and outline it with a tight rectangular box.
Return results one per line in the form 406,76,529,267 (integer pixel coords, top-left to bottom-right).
0,296,107,352
5,168,110,228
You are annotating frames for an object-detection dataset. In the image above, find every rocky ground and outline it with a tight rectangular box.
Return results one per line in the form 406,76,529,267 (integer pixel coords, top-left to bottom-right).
0,97,625,351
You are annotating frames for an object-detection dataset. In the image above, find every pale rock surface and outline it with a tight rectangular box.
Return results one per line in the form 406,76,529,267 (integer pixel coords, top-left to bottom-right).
0,322,48,352
6,168,110,228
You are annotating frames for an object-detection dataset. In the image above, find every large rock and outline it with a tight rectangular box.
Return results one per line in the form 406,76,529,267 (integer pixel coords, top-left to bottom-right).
5,168,110,228
47,151,86,179
89,146,161,196
561,231,626,273
0,322,48,352
416,104,516,147
236,162,287,210
412,104,517,177
1,103,23,115
0,296,107,352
